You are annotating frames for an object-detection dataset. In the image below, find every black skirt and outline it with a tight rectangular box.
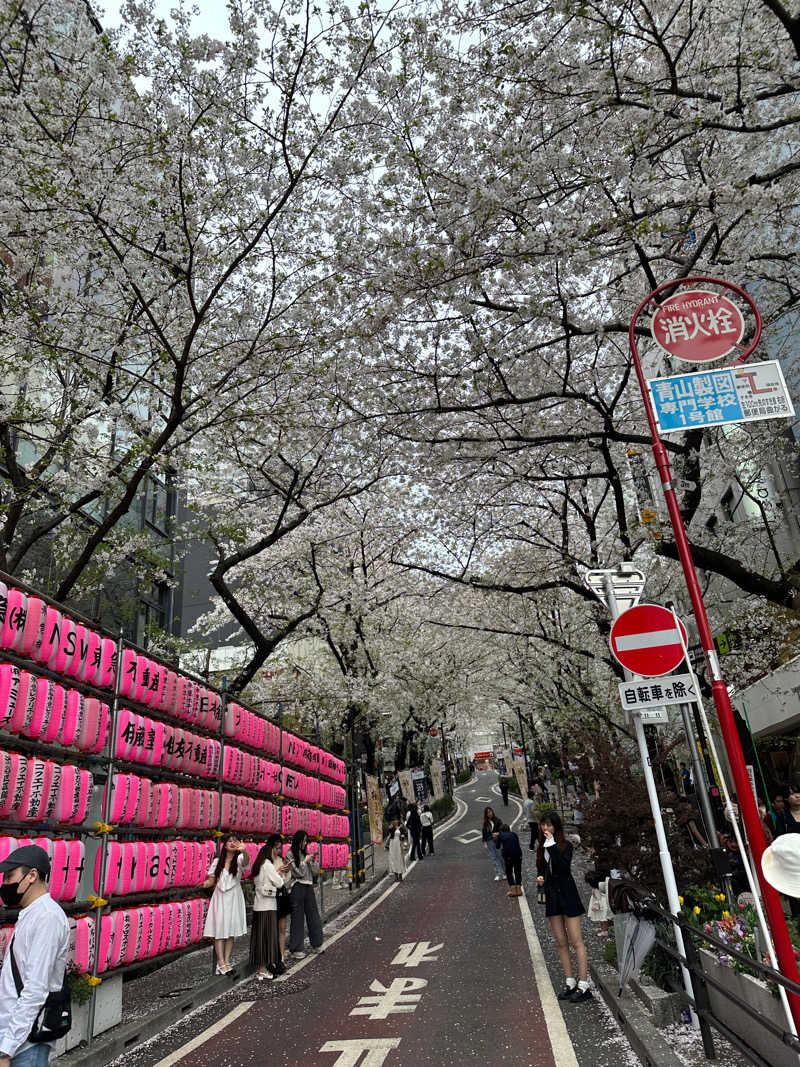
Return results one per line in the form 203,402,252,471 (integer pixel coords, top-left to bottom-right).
544,875,586,918
250,910,281,971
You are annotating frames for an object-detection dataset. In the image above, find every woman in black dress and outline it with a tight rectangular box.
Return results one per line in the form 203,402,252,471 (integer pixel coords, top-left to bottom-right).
536,810,590,1003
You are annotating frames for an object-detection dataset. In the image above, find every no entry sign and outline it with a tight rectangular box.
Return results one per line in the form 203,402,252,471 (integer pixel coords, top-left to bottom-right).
609,604,688,677
651,289,744,363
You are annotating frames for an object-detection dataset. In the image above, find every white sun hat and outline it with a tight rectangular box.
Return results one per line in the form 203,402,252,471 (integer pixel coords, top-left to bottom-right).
762,835,800,898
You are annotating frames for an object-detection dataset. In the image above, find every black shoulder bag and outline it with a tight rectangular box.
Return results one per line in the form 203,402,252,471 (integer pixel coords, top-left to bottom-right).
8,937,72,1043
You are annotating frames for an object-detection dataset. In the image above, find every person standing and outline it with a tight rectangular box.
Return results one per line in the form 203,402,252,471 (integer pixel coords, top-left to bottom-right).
499,778,509,806
420,805,435,857
202,834,247,975
679,762,693,795
775,785,800,921
286,831,323,958
536,811,590,1003
482,806,505,881
405,803,424,862
496,824,523,897
385,819,407,881
523,787,539,852
250,836,289,981
0,844,70,1067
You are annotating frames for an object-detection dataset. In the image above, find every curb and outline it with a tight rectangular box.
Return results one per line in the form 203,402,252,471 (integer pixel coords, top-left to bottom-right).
56,872,388,1067
591,962,686,1067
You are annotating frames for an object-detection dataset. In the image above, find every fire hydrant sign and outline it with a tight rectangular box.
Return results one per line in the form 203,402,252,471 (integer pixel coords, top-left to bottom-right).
650,288,744,363
619,673,698,712
649,360,794,434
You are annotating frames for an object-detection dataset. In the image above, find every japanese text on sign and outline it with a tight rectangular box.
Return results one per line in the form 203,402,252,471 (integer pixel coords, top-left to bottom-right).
619,673,698,711
648,360,794,433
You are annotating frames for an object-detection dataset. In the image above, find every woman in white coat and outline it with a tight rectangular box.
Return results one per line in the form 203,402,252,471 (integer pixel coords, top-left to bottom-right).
250,835,289,980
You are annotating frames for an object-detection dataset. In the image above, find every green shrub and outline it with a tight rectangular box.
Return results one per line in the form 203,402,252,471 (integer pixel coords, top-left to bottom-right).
603,932,617,967
502,776,522,796
431,795,455,821
456,768,472,785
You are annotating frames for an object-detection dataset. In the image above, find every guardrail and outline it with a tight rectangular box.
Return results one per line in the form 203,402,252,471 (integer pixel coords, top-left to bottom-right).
624,890,800,1066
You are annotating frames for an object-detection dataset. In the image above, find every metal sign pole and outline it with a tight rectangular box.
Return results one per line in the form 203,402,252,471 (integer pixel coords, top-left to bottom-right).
629,277,800,1026
601,573,696,1021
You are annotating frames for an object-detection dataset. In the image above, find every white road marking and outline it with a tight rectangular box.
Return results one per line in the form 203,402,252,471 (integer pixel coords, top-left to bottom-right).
350,977,427,1019
149,785,473,1063
517,893,580,1067
319,1037,402,1066
455,829,483,845
391,941,443,967
151,1001,255,1067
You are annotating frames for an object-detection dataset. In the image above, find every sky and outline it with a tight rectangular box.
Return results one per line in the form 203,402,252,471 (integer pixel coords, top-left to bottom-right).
98,1,231,38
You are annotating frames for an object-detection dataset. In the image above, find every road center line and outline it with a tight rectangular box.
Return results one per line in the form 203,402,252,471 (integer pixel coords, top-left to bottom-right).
152,1001,255,1067
517,893,580,1067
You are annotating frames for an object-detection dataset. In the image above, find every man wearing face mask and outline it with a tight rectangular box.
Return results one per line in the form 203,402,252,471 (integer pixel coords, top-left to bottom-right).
0,845,69,1067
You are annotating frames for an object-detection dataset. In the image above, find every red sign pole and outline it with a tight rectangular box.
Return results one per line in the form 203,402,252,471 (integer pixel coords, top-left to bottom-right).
629,276,800,1027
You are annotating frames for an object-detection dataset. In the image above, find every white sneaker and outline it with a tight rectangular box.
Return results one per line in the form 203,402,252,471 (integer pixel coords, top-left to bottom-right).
292,951,307,959
310,946,325,954
494,875,502,881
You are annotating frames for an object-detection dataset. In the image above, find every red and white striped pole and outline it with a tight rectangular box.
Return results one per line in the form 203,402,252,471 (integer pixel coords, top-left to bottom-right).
628,276,800,1027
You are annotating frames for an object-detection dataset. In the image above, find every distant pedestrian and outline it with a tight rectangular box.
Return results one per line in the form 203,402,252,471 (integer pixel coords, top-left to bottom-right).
773,792,787,833
537,811,590,1004
405,803,424,862
499,778,509,806
202,833,247,975
385,819,407,881
526,785,539,849
420,805,435,856
286,831,324,958
680,762,693,795
496,823,523,896
250,835,288,981
482,806,504,881
0,843,70,1067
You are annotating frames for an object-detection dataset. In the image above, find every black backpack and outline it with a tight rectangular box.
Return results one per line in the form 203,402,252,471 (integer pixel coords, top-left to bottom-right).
8,937,72,1043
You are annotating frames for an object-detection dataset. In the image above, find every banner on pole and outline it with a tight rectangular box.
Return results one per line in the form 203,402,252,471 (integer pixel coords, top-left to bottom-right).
398,769,414,804
411,767,427,805
511,757,528,798
365,775,384,846
429,759,444,800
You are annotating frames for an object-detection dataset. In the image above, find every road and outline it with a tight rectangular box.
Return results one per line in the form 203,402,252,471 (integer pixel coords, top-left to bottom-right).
119,773,631,1067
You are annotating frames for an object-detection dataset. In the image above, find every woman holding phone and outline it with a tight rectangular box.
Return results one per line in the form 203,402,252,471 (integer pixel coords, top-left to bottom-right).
202,833,248,974
536,811,590,1003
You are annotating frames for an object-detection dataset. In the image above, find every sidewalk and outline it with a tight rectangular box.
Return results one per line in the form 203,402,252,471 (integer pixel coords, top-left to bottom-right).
59,845,390,1067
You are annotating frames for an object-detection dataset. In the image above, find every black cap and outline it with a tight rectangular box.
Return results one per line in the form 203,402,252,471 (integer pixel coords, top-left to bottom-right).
0,845,50,878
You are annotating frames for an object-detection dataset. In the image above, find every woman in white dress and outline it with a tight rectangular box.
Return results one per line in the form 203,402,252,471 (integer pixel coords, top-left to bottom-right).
385,819,407,881
202,833,247,974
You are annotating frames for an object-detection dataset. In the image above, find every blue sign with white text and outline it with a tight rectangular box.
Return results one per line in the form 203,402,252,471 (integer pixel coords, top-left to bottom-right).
649,369,742,431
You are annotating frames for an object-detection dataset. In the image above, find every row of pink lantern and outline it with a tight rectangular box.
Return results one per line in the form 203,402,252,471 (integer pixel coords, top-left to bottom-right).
115,709,221,778
0,584,348,788
282,767,346,810
0,664,108,753
281,806,349,839
0,836,84,902
119,649,221,730
60,900,210,974
222,748,280,793
103,773,288,834
0,752,92,824
279,842,348,869
224,703,345,783
94,839,217,896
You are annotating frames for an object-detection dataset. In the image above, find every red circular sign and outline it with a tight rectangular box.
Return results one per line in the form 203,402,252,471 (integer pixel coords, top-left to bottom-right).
650,289,745,363
609,604,688,677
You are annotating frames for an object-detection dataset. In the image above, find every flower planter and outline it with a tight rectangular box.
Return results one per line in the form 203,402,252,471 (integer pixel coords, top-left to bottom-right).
699,949,800,1067
52,972,123,1059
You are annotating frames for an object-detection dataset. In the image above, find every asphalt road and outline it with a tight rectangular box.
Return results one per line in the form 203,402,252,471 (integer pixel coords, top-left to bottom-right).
117,773,635,1067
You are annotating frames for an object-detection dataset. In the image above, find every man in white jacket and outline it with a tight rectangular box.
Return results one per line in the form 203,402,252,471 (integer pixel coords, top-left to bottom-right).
0,844,70,1067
